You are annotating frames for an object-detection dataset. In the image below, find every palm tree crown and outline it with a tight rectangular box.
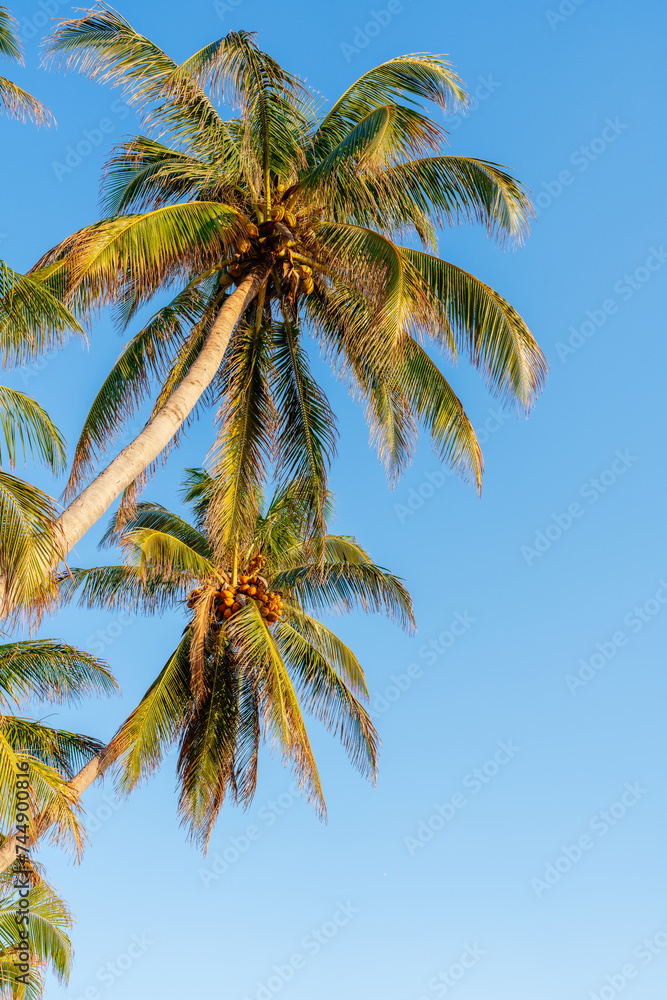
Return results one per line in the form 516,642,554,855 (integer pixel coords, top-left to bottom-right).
34,10,546,559
60,470,414,848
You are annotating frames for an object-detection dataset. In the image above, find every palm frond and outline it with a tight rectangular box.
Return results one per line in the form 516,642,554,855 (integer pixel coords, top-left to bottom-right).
276,619,378,780
102,136,232,215
176,642,240,846
57,564,184,616
271,321,337,520
0,640,115,709
0,387,66,473
275,559,415,632
123,527,214,584
31,203,248,311
339,155,532,246
314,54,466,154
44,7,245,162
1,718,103,777
402,248,547,410
0,7,20,61
0,262,83,368
395,337,483,490
0,74,52,125
205,321,274,561
0,473,60,613
114,632,192,792
226,600,325,817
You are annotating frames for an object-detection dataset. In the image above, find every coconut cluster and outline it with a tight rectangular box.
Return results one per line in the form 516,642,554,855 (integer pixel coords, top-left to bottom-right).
186,555,284,627
226,204,315,298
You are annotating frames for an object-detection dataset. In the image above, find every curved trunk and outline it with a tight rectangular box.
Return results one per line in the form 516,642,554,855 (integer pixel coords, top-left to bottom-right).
56,265,268,557
0,743,114,874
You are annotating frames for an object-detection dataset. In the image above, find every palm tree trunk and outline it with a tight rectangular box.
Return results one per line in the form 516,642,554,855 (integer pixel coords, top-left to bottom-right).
0,743,113,874
56,265,269,557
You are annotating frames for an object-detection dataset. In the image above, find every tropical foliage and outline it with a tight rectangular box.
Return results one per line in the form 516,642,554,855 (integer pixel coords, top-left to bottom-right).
0,262,84,614
29,9,546,559
58,470,413,847
0,640,114,997
0,6,84,611
0,6,52,125
0,860,73,1000
0,639,116,853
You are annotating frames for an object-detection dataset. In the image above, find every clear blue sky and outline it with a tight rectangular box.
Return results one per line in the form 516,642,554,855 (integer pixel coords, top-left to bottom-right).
4,0,667,997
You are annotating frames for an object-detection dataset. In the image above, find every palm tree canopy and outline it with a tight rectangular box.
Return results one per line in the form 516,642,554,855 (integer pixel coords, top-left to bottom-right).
59,469,414,848
37,11,546,531
0,6,52,124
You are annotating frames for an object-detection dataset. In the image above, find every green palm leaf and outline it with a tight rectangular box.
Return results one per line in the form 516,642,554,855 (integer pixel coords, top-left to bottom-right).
205,321,274,559
0,262,83,368
402,248,547,409
396,337,483,489
32,203,248,310
0,388,66,473
0,640,115,709
114,632,193,792
276,619,378,779
0,474,60,613
275,559,414,631
271,321,337,517
314,53,466,153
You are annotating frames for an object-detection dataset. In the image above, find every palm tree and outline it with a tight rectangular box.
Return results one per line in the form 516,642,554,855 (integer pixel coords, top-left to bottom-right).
0,860,73,1000
33,10,546,563
39,470,414,849
0,5,52,124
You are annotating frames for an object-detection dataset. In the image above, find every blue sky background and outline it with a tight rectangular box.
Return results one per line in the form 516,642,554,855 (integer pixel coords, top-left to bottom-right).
3,0,667,997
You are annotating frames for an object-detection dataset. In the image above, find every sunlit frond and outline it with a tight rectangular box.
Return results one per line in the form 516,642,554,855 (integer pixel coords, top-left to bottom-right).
0,640,115,709
0,387,66,473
